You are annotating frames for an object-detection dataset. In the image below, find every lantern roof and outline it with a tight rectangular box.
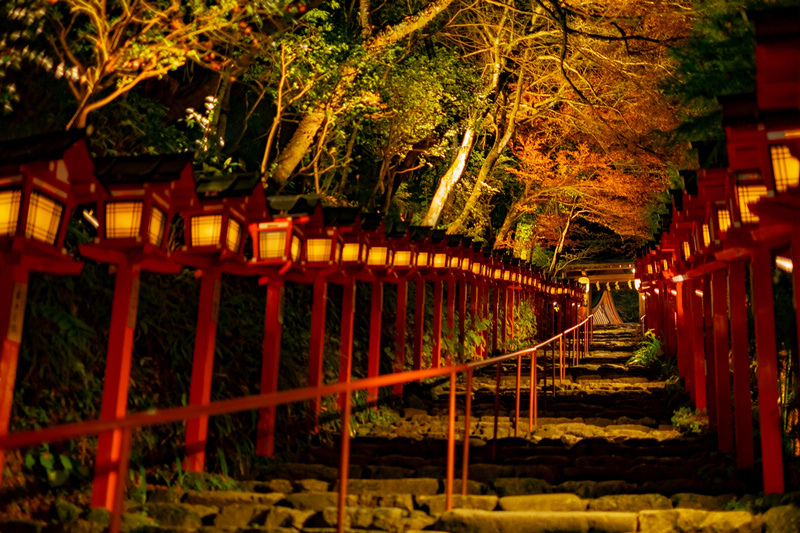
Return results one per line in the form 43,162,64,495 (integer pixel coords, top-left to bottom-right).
0,130,102,203
753,6,800,43
195,171,262,199
720,93,759,127
323,207,360,227
430,229,446,244
1,130,86,165
266,194,321,216
94,154,193,186
359,212,384,231
386,220,410,239
409,226,431,241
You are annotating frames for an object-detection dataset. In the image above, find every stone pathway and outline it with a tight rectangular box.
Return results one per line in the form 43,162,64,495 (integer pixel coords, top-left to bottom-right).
8,324,800,532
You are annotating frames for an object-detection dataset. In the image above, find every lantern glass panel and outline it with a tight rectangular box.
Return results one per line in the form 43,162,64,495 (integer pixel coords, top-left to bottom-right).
433,253,447,268
342,242,362,262
258,230,287,259
662,260,668,271
683,241,691,260
416,252,429,267
26,192,63,245
493,268,502,280
226,219,242,252
736,184,768,224
462,257,471,271
0,189,21,237
647,264,653,274
291,235,301,262
702,224,711,247
306,238,333,262
191,214,222,247
367,246,388,266
717,209,731,233
394,250,412,267
148,207,166,247
471,262,481,275
770,145,800,192
503,270,511,280
106,201,142,239
449,256,460,269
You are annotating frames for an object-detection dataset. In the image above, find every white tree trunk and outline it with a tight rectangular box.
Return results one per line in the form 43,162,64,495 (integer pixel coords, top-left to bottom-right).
420,126,475,227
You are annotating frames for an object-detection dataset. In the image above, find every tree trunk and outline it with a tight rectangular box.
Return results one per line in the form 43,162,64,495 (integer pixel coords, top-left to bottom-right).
270,108,327,183
420,126,475,227
448,68,525,235
548,205,577,274
494,203,522,247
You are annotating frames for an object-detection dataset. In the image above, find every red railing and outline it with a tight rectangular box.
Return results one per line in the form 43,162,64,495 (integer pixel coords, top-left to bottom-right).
0,315,593,533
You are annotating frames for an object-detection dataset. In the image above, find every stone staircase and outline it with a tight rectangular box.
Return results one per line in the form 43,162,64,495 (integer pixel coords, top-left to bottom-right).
13,323,800,532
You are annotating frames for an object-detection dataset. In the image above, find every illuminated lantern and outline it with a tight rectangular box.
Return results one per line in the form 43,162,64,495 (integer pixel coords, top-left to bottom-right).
388,222,415,271
179,172,264,264
0,132,103,489
83,154,196,262
248,196,310,269
301,205,358,269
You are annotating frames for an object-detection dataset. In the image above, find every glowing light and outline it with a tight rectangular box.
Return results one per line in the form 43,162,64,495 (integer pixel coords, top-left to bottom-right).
770,145,800,192
776,255,793,273
191,215,221,247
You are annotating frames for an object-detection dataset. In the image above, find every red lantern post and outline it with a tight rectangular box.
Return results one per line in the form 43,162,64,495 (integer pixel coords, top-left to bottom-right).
79,154,197,510
173,172,266,472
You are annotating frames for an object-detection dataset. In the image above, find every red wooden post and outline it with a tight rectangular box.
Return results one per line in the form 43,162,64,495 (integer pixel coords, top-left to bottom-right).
413,281,425,370
458,280,467,360
367,280,383,403
308,279,329,426
481,284,489,356
751,246,784,494
432,281,443,368
185,270,222,472
92,262,141,510
675,283,693,399
339,281,356,408
0,262,29,482
394,280,408,395
702,276,717,429
502,287,509,346
691,281,707,411
509,288,515,341
446,280,456,365
492,288,500,353
729,261,755,468
257,280,284,456
712,269,733,453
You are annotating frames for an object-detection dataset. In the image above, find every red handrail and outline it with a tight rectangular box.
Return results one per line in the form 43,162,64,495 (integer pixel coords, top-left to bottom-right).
0,315,594,533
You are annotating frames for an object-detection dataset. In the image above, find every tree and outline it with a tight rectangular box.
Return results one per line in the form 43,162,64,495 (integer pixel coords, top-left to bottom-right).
501,134,665,272
266,0,458,184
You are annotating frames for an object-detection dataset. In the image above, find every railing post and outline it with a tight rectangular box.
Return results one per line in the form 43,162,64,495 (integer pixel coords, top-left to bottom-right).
309,279,329,425
690,280,707,412
462,367,473,496
446,371,456,511
0,262,29,485
751,246,784,494
338,390,352,533
729,261,755,468
394,280,408,395
92,262,141,510
367,280,383,404
257,280,284,457
185,269,222,472
339,281,356,408
559,335,565,382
